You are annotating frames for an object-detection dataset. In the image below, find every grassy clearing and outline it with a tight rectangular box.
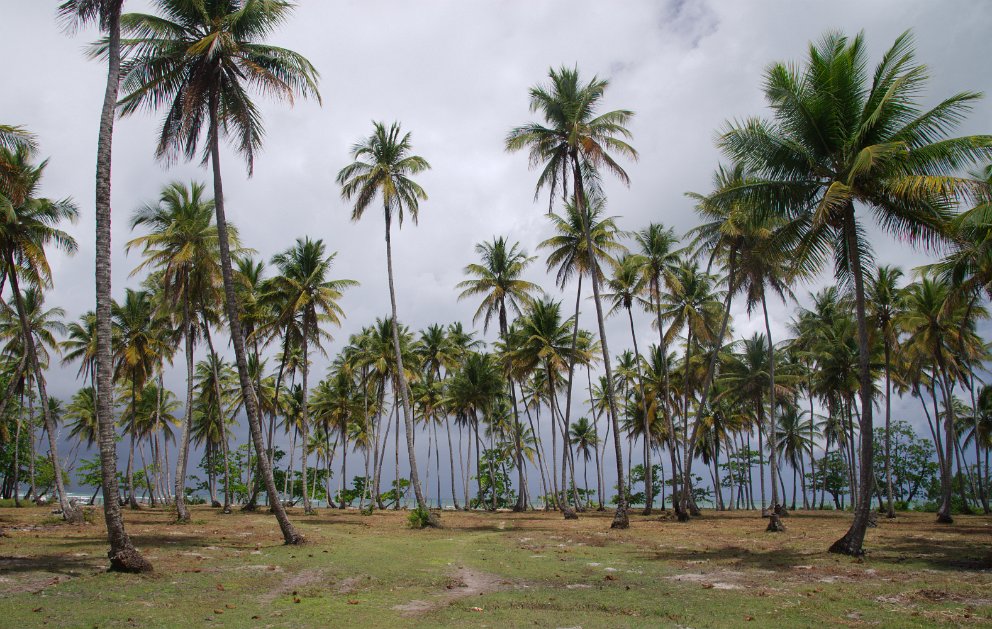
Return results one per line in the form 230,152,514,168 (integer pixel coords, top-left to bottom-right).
0,505,990,628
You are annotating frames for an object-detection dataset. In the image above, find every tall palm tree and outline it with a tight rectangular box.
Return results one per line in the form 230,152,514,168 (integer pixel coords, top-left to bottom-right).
337,121,435,519
128,181,223,521
866,265,904,518
114,0,320,545
0,145,80,523
568,416,598,507
268,237,355,514
632,223,681,514
900,275,985,522
719,30,992,555
447,351,505,510
505,298,586,514
59,0,151,572
604,254,656,513
660,261,724,517
457,236,539,510
112,288,166,509
507,66,638,527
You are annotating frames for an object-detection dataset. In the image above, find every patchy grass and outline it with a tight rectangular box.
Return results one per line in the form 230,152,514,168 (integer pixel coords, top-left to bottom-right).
0,505,990,627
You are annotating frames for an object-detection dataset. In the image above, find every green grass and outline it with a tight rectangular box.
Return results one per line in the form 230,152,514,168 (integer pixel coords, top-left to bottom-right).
0,506,989,627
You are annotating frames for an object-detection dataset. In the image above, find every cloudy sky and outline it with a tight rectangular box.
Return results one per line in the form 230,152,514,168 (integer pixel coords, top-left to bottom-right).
3,0,991,499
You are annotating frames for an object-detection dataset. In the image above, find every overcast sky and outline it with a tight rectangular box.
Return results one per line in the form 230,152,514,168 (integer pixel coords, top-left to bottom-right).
3,1,991,499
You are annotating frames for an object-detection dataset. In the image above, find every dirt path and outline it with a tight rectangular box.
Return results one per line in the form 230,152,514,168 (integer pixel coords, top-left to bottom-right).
392,566,511,616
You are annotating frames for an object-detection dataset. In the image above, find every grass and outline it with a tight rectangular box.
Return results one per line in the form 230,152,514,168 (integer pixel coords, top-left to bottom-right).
0,505,990,627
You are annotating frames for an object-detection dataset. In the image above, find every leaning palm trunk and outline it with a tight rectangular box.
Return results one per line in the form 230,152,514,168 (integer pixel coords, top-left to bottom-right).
208,97,301,545
175,301,195,521
572,166,628,529
829,209,876,556
6,260,79,523
382,211,431,518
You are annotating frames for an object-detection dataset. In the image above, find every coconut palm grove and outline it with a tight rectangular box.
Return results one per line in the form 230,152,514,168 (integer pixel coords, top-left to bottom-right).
1,1,991,627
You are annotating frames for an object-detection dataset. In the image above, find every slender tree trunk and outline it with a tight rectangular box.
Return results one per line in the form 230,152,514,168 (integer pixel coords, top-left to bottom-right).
88,2,149,572
652,270,683,518
572,163,627,528
6,261,78,522
208,95,301,544
202,323,233,513
174,300,195,520
626,305,653,515
762,293,783,520
382,211,430,517
13,397,22,507
936,361,957,523
883,342,895,518
300,332,313,515
830,208,875,556
126,380,140,510
444,415,460,510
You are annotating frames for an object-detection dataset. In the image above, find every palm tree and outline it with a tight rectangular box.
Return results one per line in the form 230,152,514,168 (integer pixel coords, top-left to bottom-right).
568,416,598,507
604,254,658,513
505,298,586,514
112,288,166,509
337,121,435,519
660,261,724,517
59,0,152,572
268,237,355,514
719,30,992,555
632,223,681,514
457,236,539,510
66,386,99,447
115,0,321,545
507,66,638,528
539,197,626,512
128,181,222,521
866,265,905,518
0,144,80,523
447,351,505,510
900,275,985,522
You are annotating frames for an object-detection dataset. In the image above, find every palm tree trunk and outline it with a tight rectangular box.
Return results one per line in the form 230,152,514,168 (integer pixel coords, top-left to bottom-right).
13,398,23,507
202,322,233,513
762,293,783,519
126,380,140,510
6,261,78,522
175,300,195,521
382,211,429,516
585,365,605,510
884,342,895,518
300,332,313,515
829,209,876,556
90,2,149,572
685,252,738,517
625,305,653,514
572,164,627,528
208,95,301,544
652,272,683,517
935,361,957,522
444,415,460,510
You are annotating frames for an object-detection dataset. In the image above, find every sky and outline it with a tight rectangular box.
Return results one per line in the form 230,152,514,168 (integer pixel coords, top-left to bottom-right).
2,0,991,501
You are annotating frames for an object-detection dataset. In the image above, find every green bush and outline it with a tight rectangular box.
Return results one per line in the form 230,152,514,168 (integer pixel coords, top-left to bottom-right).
407,505,432,529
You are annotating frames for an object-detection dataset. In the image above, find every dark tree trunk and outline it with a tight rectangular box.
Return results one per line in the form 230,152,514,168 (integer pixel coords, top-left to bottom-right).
6,258,79,523
382,210,432,519
571,161,627,528
829,208,875,556
208,95,301,544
